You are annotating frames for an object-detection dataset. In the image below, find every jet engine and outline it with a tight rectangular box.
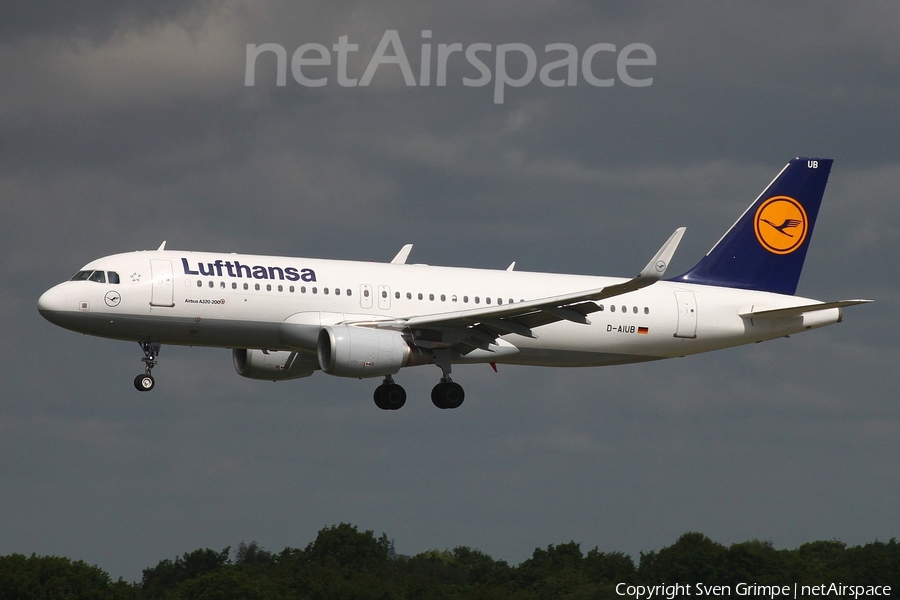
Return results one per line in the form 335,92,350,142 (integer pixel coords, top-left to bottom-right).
317,325,432,378
233,349,319,381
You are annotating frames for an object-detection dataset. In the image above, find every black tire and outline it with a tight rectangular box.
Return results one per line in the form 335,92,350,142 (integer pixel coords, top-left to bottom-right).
134,373,155,392
431,382,465,409
431,382,447,409
383,384,406,410
443,382,465,409
373,384,389,410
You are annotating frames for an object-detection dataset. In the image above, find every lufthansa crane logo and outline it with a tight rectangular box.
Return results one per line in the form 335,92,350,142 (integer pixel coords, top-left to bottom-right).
754,196,808,255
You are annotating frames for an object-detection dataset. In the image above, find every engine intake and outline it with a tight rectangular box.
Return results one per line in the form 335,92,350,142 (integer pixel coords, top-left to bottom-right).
317,325,432,378
233,349,318,381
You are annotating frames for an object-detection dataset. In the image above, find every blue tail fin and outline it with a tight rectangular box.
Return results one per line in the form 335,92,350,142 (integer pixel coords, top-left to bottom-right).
671,157,832,295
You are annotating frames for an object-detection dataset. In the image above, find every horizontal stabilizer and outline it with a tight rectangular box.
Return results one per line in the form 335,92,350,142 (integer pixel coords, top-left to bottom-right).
739,299,872,319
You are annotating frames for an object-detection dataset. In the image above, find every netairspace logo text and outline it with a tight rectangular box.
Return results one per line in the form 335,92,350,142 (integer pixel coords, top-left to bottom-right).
245,30,656,104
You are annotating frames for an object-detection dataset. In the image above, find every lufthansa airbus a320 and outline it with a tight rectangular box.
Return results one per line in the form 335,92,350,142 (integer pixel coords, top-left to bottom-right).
38,158,870,410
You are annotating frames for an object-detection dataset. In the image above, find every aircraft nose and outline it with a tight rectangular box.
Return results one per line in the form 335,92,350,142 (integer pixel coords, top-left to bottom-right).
37,285,67,320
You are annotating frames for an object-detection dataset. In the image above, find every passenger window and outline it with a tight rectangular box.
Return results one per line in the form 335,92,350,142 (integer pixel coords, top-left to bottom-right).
475,297,480,304
89,271,106,283
381,290,386,298
335,288,341,296
407,292,412,300
486,297,492,305
429,294,434,301
599,304,605,311
266,284,272,291
221,282,226,289
441,294,446,302
452,295,457,303
347,289,352,296
254,283,260,291
209,281,214,288
644,307,649,315
289,286,295,293
633,306,638,314
301,286,306,293
324,288,329,295
394,292,399,299
463,296,469,303
364,289,370,298
611,305,616,312
197,280,202,287
232,282,237,290
312,287,317,294
243,283,249,290
418,293,423,300
107,272,120,284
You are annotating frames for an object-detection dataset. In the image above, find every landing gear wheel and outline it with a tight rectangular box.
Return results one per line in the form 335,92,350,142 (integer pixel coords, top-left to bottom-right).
134,373,155,392
431,381,465,409
374,381,406,410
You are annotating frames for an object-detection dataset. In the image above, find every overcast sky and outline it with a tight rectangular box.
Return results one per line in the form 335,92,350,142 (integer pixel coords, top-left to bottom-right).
2,1,898,582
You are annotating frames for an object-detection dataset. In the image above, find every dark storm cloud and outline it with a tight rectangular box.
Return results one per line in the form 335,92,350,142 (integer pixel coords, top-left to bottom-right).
0,1,221,44
1,0,897,581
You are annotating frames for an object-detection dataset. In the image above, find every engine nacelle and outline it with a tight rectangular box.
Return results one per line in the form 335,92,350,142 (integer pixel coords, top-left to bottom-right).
317,325,432,378
233,349,318,381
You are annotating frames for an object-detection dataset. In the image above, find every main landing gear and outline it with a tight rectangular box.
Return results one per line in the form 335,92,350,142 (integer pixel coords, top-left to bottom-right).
374,376,407,410
431,358,465,409
134,341,160,392
372,362,465,411
431,379,465,410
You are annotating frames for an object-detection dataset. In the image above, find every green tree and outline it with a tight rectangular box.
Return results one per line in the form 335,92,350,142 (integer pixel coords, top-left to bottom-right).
0,553,136,600
140,547,231,598
720,539,790,584
639,532,727,583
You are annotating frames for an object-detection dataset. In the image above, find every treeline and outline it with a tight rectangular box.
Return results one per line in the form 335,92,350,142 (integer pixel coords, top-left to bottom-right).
1,525,898,599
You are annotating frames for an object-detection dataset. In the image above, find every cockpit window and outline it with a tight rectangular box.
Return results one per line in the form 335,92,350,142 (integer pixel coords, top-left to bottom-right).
71,270,115,283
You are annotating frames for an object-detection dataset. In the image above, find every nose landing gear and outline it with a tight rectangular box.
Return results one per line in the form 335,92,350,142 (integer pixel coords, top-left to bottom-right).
134,341,160,392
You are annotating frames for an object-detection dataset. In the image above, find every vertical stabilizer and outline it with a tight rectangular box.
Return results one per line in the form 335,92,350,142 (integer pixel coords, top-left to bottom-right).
671,157,832,295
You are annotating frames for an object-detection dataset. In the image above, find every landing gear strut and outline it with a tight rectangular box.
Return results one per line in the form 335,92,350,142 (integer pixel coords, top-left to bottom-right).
134,341,160,392
431,359,465,409
373,375,406,410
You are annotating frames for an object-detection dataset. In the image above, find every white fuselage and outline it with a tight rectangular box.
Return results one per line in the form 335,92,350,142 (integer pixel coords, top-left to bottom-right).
37,250,842,370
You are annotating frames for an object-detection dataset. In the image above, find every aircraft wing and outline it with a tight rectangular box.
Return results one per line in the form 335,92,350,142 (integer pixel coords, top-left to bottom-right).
364,228,685,351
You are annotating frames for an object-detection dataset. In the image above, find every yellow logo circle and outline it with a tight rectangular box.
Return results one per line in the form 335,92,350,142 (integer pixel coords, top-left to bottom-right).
754,196,808,255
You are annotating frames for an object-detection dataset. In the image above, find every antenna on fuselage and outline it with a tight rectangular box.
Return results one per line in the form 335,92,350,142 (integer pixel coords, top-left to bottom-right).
157,241,167,251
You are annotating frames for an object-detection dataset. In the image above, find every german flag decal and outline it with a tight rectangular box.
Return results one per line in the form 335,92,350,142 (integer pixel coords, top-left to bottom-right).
638,327,649,334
